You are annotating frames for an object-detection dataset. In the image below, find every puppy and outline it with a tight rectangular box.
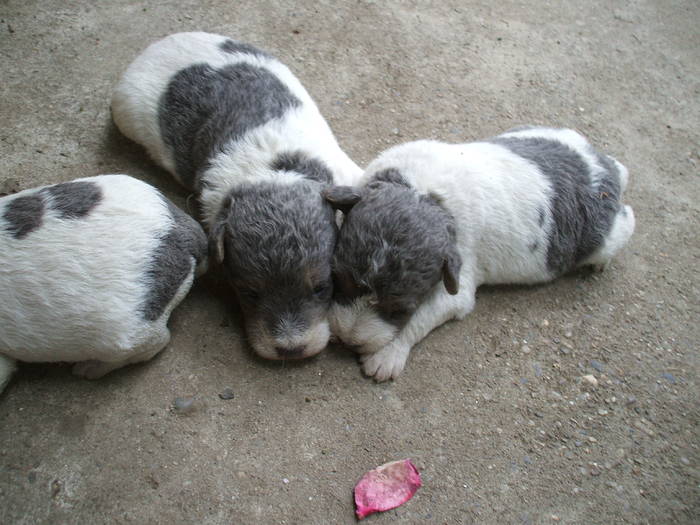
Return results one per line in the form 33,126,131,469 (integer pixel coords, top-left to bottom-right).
0,175,207,393
325,126,636,380
111,32,362,360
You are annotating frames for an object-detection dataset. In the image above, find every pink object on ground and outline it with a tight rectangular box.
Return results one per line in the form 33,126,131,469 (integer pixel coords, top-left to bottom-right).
354,459,422,519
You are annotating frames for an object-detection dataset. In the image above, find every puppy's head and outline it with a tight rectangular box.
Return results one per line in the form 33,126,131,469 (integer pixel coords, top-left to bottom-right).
209,181,335,360
324,168,461,351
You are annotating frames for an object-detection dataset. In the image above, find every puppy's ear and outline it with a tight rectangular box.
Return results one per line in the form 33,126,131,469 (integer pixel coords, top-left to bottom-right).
323,186,361,214
442,244,462,295
208,195,234,265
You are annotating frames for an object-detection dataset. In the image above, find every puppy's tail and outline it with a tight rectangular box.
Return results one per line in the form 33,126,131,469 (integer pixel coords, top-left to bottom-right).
0,354,17,394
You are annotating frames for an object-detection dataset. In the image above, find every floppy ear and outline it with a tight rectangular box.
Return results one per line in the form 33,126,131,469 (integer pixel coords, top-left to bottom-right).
208,195,233,265
322,186,361,214
442,245,462,295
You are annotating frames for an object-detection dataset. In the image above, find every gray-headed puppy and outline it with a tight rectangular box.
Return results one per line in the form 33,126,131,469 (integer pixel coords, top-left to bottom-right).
325,127,635,380
112,32,362,360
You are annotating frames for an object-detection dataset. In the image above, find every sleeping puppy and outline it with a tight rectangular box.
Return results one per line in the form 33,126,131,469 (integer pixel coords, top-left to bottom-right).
112,32,362,360
325,126,635,380
0,175,207,393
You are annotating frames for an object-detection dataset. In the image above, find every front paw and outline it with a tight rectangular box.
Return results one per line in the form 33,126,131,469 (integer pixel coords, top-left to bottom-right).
360,342,410,382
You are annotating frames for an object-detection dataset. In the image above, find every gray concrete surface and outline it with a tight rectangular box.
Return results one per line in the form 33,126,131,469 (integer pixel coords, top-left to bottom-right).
1,1,698,523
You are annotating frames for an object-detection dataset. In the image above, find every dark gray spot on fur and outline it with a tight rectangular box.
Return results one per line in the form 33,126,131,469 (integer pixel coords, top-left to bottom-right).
219,39,270,58
490,136,621,274
372,168,411,187
332,174,460,324
41,181,102,219
530,241,539,253
141,197,208,321
271,151,333,185
159,63,301,190
538,207,546,227
3,194,44,239
213,180,335,337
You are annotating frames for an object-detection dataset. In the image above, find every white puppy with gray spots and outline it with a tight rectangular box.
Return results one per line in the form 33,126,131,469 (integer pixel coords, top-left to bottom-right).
325,126,635,381
112,32,362,361
0,175,208,393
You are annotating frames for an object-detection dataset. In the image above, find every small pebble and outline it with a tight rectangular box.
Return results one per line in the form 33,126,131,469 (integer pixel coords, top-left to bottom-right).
582,374,598,387
680,457,690,465
173,396,195,413
219,388,235,400
625,395,637,405
283,478,289,484
661,372,677,384
521,344,531,354
533,363,543,377
590,360,605,372
541,319,549,328
598,408,609,416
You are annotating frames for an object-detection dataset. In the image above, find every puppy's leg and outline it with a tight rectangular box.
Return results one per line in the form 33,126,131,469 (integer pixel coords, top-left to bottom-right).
72,328,171,380
0,355,17,394
361,280,476,381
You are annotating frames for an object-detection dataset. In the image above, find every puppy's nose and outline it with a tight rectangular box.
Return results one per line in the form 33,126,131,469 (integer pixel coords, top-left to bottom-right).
275,346,306,359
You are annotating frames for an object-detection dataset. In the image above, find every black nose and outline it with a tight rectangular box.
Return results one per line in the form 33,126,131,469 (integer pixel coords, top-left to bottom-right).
275,346,306,359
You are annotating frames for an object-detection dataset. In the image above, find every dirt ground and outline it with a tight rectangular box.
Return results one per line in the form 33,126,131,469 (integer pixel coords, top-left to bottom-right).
1,1,698,523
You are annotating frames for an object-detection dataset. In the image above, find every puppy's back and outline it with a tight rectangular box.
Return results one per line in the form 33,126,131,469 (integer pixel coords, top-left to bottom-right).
0,175,206,362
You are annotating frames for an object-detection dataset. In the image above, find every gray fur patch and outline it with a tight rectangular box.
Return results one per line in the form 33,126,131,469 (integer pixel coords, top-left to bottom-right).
490,136,621,274
219,39,270,58
271,151,333,185
3,194,44,239
141,197,208,321
332,172,460,327
41,181,102,219
158,62,301,190
212,180,335,336
372,167,411,187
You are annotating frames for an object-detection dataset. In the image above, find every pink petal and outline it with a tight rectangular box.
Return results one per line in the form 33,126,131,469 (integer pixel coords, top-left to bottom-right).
354,459,422,519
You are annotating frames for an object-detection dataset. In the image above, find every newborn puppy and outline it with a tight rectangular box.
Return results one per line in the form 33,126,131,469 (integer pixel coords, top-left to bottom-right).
0,175,207,393
112,32,362,360
325,126,635,380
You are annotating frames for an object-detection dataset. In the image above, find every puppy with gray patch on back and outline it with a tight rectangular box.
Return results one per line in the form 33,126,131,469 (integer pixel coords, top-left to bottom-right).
325,126,635,381
111,32,362,361
0,175,208,393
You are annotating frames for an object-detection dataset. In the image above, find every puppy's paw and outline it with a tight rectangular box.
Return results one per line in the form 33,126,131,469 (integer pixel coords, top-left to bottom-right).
360,342,410,382
72,360,115,380
591,262,609,273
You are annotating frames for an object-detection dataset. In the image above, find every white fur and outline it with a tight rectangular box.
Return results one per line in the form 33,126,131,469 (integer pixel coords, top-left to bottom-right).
111,31,362,227
248,317,331,360
0,175,203,393
336,130,635,380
